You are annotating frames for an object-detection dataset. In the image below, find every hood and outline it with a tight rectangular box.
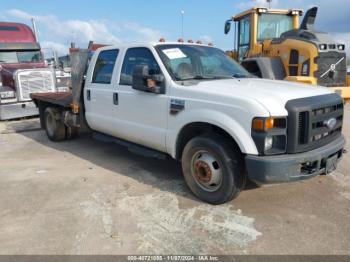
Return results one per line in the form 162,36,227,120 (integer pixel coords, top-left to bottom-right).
190,78,333,116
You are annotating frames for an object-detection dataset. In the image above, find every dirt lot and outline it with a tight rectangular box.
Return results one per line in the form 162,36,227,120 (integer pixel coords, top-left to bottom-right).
0,105,349,255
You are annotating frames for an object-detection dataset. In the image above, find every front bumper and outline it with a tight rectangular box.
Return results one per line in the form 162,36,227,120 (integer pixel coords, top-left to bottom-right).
0,101,39,120
245,135,346,184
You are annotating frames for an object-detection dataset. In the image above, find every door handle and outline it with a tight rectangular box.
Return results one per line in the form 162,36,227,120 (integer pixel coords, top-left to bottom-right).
87,90,91,101
113,93,118,105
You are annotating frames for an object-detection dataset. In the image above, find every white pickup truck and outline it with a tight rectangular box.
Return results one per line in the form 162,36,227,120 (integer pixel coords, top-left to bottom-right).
31,42,345,204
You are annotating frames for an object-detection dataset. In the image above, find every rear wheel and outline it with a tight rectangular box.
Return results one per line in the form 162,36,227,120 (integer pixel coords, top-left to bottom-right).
181,134,245,204
44,107,66,142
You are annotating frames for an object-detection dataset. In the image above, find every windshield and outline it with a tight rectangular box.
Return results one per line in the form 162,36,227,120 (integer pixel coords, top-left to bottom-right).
0,50,43,64
257,14,293,41
156,44,250,81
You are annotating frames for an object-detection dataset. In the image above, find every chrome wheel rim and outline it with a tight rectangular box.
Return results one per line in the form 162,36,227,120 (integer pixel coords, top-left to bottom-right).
190,150,223,192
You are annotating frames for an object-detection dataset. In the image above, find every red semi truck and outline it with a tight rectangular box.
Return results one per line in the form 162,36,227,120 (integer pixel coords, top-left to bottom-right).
0,21,57,120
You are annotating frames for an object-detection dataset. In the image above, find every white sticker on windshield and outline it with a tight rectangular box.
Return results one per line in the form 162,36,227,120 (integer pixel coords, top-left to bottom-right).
162,48,187,60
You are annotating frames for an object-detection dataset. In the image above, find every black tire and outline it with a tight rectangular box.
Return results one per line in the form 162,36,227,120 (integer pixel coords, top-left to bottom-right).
181,134,245,204
44,107,66,142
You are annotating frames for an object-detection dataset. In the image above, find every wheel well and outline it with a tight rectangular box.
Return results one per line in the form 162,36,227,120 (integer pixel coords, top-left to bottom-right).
175,122,242,160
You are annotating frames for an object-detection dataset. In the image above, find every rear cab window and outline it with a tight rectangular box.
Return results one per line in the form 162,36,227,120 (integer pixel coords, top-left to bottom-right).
92,49,119,84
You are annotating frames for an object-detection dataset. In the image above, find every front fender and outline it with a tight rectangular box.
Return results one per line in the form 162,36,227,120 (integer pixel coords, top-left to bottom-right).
166,109,259,158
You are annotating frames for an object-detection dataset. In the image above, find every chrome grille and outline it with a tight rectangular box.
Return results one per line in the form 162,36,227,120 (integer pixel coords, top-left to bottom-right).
16,70,55,101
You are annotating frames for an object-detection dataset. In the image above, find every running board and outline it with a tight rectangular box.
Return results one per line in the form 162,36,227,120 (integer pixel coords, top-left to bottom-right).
93,132,168,160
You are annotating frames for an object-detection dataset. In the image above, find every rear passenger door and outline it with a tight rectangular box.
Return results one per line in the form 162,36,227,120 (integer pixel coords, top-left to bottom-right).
84,49,119,134
114,47,168,152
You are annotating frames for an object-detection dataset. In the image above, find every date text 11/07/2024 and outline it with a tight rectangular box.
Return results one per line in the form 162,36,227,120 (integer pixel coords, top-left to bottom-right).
127,255,219,261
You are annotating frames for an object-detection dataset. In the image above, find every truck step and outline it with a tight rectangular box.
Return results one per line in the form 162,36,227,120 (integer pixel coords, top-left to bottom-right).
92,132,168,160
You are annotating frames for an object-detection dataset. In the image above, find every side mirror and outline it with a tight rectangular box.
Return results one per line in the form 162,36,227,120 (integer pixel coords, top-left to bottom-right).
224,20,232,35
132,65,165,94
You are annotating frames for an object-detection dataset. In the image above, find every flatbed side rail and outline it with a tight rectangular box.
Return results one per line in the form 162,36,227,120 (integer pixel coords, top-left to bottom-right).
31,92,73,108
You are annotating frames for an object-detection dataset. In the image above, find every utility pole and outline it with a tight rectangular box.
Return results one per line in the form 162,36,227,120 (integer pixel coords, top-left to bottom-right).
181,10,185,39
266,0,272,9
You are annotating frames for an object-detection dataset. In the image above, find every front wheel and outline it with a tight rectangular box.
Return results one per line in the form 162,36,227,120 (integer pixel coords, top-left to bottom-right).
181,134,245,204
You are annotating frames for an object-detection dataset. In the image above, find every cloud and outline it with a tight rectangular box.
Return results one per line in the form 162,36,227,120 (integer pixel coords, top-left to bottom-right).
40,41,69,56
4,9,162,55
6,9,34,20
122,22,162,42
199,35,213,44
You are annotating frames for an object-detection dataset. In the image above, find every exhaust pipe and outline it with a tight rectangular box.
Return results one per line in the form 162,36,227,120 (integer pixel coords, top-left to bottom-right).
300,7,318,31
31,18,39,42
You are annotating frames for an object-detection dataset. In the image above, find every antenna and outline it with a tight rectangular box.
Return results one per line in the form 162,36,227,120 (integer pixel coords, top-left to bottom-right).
266,0,272,9
181,10,185,39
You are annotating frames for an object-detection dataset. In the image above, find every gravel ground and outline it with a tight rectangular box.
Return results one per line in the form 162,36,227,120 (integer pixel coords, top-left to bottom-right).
0,105,349,255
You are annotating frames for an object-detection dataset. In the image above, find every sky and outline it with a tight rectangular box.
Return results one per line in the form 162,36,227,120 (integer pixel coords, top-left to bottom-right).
0,0,349,56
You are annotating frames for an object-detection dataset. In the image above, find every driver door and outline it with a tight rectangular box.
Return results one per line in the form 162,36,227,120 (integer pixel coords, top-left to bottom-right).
112,47,168,152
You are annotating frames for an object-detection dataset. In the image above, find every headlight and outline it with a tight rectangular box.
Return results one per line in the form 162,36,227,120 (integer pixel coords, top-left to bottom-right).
264,136,273,151
338,44,345,51
0,91,15,99
252,117,287,155
319,44,327,50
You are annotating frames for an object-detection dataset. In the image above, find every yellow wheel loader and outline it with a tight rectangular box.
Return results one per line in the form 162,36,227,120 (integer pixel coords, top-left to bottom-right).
224,7,350,102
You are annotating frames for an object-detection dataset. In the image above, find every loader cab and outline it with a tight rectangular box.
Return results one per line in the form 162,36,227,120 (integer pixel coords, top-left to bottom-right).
225,7,302,62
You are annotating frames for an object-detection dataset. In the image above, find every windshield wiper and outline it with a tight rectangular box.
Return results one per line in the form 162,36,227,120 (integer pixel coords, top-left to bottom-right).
179,75,236,81
232,73,249,78
179,75,215,81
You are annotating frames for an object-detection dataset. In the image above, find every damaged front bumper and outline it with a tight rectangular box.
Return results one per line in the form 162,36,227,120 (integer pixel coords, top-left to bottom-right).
245,135,346,184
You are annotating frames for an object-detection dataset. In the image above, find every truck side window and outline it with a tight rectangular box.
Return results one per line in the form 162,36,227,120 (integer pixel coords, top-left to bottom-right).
120,48,161,86
92,49,119,84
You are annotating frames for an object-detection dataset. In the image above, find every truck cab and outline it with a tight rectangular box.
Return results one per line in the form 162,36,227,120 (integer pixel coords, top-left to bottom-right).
0,22,57,120
31,42,345,204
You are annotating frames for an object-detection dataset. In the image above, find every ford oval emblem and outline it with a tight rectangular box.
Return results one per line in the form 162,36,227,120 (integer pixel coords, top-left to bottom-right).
324,118,337,130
